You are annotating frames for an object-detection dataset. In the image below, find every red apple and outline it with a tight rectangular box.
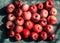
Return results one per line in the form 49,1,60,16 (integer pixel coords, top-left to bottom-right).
31,32,38,40
40,9,48,18
39,31,47,40
49,34,56,40
47,16,57,24
6,21,15,30
14,0,20,7
29,4,37,13
22,11,32,20
22,3,29,11
7,30,15,37
25,20,34,30
32,13,40,22
14,33,22,41
7,14,16,21
6,4,15,13
15,25,23,33
50,7,57,16
22,29,30,38
15,9,23,17
39,18,47,26
44,25,54,33
33,24,42,33
45,0,54,9
15,17,24,25
37,2,43,9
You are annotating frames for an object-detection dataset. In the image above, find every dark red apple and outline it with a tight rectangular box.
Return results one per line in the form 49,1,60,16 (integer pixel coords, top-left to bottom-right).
15,8,23,17
49,34,56,40
7,30,15,37
39,31,47,40
6,4,15,13
44,25,54,33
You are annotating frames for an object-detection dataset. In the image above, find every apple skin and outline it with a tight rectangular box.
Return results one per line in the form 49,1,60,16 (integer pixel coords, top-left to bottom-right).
15,25,23,33
39,31,47,40
22,11,32,20
6,21,15,30
44,25,54,33
7,14,16,21
6,4,15,13
48,34,56,40
15,8,23,17
31,32,38,41
47,16,57,24
39,18,47,26
25,20,34,30
32,13,40,22
45,0,54,9
40,9,48,18
37,2,43,10
14,33,22,41
15,17,24,26
33,24,42,33
29,4,37,14
22,3,29,11
7,30,15,38
22,29,30,38
50,7,57,16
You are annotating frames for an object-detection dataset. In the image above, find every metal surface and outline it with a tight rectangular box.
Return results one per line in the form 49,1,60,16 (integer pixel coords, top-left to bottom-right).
0,0,60,43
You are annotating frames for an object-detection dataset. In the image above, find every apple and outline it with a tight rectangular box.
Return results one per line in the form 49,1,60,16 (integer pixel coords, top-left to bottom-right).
15,25,23,33
7,14,16,21
25,20,34,30
39,31,47,40
15,17,24,25
6,4,15,13
33,24,42,33
29,4,37,13
22,29,30,38
32,13,40,22
31,32,38,40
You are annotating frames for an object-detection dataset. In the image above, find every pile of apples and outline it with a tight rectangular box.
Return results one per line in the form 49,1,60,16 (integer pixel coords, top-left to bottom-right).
5,0,57,41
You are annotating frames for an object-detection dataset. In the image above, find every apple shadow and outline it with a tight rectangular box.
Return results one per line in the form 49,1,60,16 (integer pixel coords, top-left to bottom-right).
0,6,8,43
0,0,16,42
